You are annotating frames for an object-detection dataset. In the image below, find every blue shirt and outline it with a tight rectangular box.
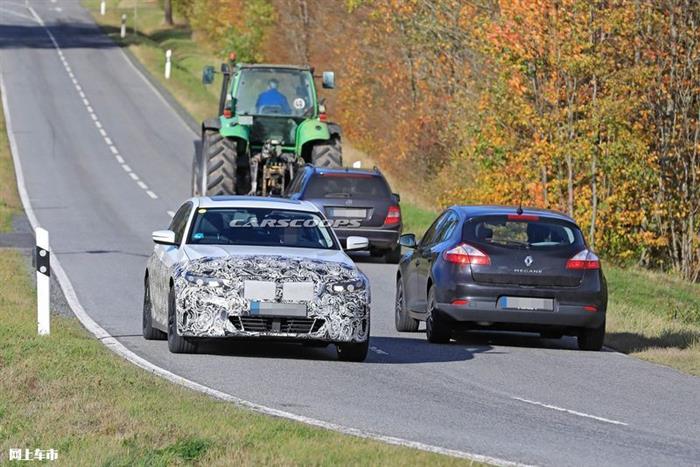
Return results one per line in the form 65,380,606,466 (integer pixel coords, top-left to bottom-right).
256,88,291,114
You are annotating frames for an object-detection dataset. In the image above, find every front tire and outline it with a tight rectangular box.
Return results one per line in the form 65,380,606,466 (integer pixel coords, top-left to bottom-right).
577,320,605,351
426,286,451,343
311,136,342,167
202,130,238,196
142,277,166,340
395,277,419,332
167,287,197,354
336,339,369,362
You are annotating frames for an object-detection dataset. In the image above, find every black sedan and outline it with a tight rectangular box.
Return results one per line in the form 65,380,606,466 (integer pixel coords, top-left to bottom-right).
286,166,402,263
395,206,607,350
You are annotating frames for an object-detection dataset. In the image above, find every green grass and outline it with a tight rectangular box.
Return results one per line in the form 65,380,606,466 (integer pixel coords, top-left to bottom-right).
0,251,476,465
605,266,700,375
401,203,438,237
0,95,21,232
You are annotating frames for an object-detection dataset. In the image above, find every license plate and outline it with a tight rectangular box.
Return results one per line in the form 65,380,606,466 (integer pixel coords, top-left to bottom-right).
329,208,367,218
498,296,554,311
249,302,307,317
282,282,314,302
244,281,276,300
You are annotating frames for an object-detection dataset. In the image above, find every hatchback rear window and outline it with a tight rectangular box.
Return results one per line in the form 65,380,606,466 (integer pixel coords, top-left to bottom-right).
305,174,390,198
463,215,583,250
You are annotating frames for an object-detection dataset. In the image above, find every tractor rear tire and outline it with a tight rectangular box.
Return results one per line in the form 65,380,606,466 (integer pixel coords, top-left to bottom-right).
311,136,342,168
202,130,238,196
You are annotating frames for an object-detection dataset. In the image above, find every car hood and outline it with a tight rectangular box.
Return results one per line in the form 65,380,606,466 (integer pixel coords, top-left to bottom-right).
183,244,354,267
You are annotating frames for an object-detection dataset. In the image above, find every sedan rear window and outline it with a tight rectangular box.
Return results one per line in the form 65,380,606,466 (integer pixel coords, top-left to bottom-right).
305,174,390,199
463,215,583,250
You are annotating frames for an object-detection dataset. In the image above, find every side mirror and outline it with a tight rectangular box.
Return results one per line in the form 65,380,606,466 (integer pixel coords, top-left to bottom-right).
399,234,417,249
322,71,335,89
202,65,215,85
345,236,369,251
152,230,177,246
393,192,401,202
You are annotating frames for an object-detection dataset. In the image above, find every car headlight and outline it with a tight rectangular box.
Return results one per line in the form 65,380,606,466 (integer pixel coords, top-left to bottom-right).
327,278,366,294
184,273,228,288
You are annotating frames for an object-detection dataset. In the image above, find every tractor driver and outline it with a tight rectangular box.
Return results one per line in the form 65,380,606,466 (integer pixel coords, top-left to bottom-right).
256,78,291,114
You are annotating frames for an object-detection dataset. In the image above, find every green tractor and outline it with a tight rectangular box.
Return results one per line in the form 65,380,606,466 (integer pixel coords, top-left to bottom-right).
193,55,343,197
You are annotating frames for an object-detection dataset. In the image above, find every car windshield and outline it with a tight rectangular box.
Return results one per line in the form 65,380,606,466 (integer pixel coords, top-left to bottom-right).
463,216,583,250
234,68,314,117
188,208,337,249
305,174,391,198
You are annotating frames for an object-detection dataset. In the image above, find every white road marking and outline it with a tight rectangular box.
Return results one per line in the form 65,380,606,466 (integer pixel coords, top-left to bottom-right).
122,164,132,173
0,7,34,21
20,5,161,203
2,9,528,466
512,397,628,426
167,210,175,217
370,346,389,356
137,181,148,190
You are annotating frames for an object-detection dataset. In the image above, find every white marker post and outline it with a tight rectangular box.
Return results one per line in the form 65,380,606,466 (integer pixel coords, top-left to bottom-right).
120,14,127,39
36,228,50,336
165,49,172,79
100,1,106,16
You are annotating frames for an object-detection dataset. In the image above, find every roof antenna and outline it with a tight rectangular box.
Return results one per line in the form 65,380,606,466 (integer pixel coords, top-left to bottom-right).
516,179,525,215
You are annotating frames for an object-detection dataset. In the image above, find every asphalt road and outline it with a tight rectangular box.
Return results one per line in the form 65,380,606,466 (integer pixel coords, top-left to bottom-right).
1,2,699,465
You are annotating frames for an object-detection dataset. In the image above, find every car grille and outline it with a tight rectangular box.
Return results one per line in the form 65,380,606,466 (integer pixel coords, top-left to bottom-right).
230,316,324,334
472,273,581,287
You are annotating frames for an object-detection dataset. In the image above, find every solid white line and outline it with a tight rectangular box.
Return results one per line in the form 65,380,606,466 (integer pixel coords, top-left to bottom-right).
512,397,628,426
2,9,529,467
146,190,158,200
0,7,34,21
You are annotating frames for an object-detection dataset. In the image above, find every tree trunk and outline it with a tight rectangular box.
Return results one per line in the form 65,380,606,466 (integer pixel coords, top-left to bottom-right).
164,0,174,26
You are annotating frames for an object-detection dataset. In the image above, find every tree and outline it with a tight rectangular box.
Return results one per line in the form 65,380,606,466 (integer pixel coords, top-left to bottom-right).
164,0,173,25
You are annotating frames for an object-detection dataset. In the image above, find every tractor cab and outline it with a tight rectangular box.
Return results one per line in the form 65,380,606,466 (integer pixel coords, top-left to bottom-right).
196,55,342,197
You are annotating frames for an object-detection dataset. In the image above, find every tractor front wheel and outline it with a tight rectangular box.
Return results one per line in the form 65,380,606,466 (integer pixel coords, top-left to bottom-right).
202,130,238,196
311,136,342,168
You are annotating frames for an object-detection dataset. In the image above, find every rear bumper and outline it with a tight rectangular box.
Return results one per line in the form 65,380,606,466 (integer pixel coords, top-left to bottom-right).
436,301,604,328
335,226,400,249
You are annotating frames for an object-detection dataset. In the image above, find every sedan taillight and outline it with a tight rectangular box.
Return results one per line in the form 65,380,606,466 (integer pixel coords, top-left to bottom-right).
384,205,401,225
566,249,600,270
443,243,491,265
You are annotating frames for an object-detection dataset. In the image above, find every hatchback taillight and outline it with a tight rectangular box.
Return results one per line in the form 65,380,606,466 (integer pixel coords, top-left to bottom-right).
566,249,600,270
384,205,401,225
443,243,491,265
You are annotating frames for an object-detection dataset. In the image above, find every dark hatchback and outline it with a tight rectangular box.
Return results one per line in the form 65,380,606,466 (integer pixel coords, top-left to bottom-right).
285,166,402,263
395,206,607,350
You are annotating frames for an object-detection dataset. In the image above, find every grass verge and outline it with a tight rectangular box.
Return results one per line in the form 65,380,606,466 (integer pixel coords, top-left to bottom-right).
82,0,700,377
0,92,20,232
